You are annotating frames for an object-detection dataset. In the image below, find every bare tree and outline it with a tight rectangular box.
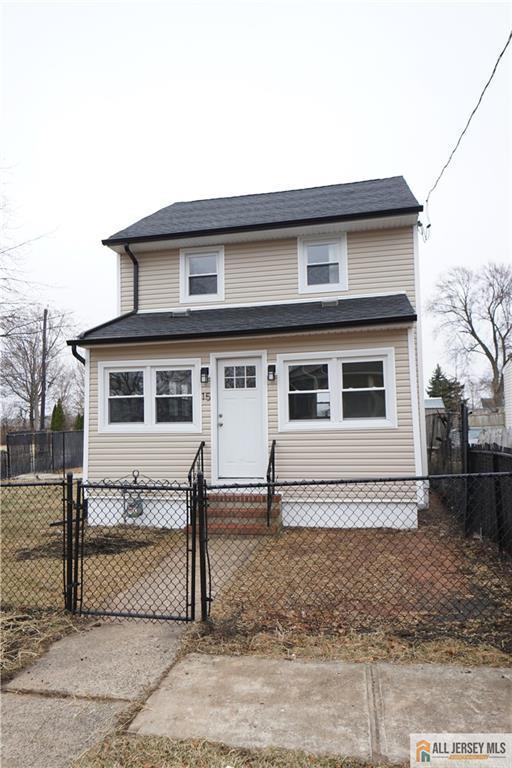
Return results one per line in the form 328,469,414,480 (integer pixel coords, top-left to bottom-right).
52,361,85,424
0,180,48,328
0,307,70,429
428,263,512,406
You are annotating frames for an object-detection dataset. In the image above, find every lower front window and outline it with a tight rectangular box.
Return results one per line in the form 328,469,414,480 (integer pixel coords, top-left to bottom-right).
100,360,201,432
280,350,396,429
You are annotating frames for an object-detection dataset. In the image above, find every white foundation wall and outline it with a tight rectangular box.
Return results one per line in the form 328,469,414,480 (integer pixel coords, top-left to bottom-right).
282,501,418,529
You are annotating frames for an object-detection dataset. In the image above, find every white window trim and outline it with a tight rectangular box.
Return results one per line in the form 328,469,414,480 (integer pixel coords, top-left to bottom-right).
297,234,348,294
98,358,202,433
277,347,397,431
179,246,224,303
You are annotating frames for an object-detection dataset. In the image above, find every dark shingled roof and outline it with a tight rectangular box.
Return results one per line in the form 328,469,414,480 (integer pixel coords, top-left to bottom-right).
103,177,421,245
69,294,416,346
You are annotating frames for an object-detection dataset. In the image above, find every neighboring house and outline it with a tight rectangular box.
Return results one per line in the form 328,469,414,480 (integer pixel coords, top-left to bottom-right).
68,177,426,526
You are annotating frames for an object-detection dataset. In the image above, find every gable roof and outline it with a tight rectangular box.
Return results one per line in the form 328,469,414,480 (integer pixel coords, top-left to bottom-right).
103,176,421,246
69,293,416,346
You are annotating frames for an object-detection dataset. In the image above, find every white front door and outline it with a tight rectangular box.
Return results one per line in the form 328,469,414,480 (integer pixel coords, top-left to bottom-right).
216,357,265,479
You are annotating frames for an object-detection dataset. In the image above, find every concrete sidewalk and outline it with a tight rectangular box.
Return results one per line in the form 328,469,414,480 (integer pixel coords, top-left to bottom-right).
2,621,185,768
2,624,511,767
130,653,512,763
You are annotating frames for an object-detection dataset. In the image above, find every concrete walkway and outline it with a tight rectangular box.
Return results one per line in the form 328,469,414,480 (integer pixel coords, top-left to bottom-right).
2,621,184,768
130,653,512,763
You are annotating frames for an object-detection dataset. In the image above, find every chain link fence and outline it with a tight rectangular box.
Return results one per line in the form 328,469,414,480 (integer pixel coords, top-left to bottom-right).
1,479,67,610
2,470,511,652
79,476,194,621
203,473,512,650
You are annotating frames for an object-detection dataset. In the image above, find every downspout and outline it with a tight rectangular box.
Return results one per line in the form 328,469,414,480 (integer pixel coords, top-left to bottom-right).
71,343,86,365
124,244,139,313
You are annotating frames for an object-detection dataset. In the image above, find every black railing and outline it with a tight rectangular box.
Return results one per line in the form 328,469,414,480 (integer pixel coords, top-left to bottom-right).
266,439,276,526
188,441,205,484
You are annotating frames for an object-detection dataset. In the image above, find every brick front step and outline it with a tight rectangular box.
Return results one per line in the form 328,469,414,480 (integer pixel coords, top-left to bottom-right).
208,493,282,504
207,506,281,519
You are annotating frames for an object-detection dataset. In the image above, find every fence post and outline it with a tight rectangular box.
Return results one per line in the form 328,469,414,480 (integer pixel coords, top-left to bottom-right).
460,402,469,474
65,472,74,611
189,483,197,622
73,479,83,613
197,471,208,622
460,402,469,533
492,453,505,552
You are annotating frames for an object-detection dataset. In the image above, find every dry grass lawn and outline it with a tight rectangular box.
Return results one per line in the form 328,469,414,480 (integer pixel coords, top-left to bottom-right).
0,608,85,683
182,622,512,667
200,492,512,660
75,734,398,768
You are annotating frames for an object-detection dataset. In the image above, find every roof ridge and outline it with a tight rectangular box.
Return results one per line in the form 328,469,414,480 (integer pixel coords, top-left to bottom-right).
171,176,405,207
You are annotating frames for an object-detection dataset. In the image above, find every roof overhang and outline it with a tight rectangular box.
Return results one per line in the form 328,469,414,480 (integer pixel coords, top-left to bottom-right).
68,315,416,348
103,210,421,254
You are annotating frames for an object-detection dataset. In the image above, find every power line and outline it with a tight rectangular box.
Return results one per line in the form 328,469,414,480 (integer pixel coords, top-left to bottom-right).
421,28,512,240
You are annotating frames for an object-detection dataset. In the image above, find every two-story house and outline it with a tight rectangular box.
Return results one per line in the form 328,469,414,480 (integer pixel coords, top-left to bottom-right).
69,177,426,526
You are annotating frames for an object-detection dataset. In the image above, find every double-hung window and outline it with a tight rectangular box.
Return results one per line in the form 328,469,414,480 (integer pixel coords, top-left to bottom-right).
155,369,193,423
180,247,224,302
278,349,396,430
298,235,347,293
342,361,386,419
100,360,201,432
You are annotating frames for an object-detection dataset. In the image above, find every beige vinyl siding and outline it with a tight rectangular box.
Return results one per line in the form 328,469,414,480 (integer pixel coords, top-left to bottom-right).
86,326,416,482
118,227,415,312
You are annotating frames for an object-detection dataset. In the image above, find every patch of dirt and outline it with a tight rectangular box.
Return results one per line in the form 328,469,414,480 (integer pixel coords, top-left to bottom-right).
15,527,172,560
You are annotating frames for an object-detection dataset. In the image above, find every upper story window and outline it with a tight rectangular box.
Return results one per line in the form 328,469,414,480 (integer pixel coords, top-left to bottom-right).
99,359,201,432
298,235,347,294
180,246,224,303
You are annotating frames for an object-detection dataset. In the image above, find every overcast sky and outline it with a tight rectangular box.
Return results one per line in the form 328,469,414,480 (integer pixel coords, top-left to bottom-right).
2,0,511,391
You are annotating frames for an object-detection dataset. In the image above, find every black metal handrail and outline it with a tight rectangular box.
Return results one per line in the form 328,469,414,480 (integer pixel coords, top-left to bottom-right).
187,440,205,484
188,441,205,484
266,439,276,526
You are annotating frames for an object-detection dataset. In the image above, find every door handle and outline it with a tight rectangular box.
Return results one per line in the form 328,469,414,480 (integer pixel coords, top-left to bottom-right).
218,422,224,427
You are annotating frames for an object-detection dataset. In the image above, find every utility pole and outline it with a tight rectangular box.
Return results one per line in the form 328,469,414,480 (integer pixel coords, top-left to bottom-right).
39,307,48,431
